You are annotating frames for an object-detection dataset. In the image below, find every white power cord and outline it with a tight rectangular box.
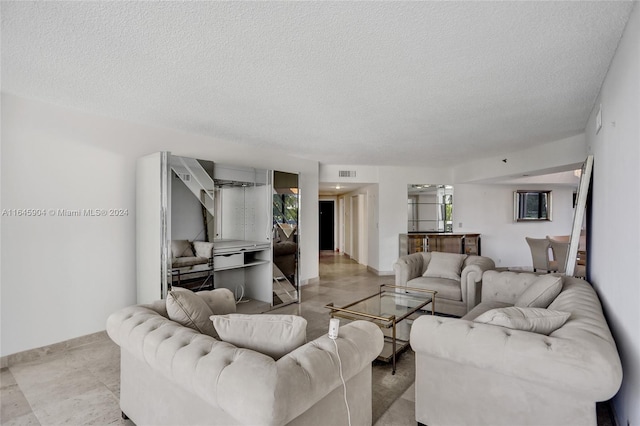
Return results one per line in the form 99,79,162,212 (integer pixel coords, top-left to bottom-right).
234,284,249,304
331,334,351,426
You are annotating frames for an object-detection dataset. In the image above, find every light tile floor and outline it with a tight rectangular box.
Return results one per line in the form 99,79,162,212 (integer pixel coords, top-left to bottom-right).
1,252,614,425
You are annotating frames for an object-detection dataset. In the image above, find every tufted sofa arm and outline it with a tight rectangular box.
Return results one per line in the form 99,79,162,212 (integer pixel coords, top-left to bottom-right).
107,306,383,425
393,252,426,286
460,256,496,311
410,315,621,401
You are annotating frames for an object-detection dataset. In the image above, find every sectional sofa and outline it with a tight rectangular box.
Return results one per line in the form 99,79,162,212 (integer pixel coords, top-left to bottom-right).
410,271,623,426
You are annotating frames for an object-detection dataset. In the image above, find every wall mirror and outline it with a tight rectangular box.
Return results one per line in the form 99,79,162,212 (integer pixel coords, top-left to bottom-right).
514,190,552,222
566,155,593,277
169,155,273,305
407,184,453,232
272,171,299,306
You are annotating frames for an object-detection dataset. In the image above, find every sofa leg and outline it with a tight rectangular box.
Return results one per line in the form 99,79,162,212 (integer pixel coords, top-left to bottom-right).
121,411,129,420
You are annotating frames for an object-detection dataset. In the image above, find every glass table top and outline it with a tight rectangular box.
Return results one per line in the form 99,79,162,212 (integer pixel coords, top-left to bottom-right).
328,285,435,326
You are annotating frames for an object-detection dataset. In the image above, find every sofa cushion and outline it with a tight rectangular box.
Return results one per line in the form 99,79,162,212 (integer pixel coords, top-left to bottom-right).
211,314,307,360
407,276,462,301
171,239,194,258
166,288,217,337
171,256,209,268
423,252,467,281
515,275,563,308
473,307,570,335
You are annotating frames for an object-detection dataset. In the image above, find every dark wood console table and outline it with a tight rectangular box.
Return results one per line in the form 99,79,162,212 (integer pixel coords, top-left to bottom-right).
399,233,481,257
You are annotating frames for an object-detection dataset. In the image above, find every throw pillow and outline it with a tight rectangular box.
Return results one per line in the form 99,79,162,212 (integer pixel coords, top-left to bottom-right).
171,239,194,258
197,288,237,315
211,314,307,360
423,252,467,280
473,307,570,335
166,288,217,337
515,275,563,308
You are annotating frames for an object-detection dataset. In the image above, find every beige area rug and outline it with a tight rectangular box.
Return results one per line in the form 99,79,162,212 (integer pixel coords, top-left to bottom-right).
371,350,415,423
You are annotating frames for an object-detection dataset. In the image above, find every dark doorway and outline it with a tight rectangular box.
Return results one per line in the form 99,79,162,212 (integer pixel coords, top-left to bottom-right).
319,201,335,250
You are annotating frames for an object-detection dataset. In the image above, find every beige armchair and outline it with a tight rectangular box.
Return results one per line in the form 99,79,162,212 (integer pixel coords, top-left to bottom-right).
171,240,215,289
393,251,495,317
171,239,214,268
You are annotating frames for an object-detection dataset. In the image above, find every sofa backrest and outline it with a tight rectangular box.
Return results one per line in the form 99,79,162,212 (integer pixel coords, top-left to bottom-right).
412,252,491,275
547,277,617,345
481,270,542,304
481,271,619,348
462,254,494,270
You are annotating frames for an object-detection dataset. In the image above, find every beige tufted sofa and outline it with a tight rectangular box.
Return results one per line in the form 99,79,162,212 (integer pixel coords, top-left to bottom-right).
393,252,496,317
410,270,623,426
106,292,384,426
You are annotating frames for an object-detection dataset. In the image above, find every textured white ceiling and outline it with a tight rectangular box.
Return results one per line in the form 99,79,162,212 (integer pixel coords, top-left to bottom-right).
1,1,634,167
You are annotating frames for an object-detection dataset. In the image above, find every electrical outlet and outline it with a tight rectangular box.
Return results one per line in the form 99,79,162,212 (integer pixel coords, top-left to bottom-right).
458,222,463,228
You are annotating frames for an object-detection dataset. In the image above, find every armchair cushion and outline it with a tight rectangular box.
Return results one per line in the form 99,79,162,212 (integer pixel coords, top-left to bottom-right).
405,276,462,301
515,275,563,308
171,256,208,268
422,252,467,280
211,314,307,360
192,241,214,259
474,307,570,335
171,239,194,258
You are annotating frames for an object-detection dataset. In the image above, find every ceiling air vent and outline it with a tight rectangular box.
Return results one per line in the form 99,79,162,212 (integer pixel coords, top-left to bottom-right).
338,170,356,178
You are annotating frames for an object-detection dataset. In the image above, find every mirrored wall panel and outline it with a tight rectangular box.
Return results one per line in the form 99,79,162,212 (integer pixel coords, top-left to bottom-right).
407,184,453,232
272,171,299,307
170,157,272,302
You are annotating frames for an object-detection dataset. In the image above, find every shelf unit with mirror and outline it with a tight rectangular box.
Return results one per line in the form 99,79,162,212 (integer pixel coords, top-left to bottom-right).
401,183,481,257
136,152,299,309
407,184,453,232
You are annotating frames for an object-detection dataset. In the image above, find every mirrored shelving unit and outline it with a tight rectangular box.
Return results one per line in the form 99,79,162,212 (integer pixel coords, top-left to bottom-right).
136,152,299,309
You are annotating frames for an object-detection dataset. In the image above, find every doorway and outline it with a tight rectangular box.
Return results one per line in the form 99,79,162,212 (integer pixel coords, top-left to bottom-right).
319,200,335,250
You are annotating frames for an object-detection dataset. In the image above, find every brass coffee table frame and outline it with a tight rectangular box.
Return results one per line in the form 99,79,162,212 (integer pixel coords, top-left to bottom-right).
326,284,437,374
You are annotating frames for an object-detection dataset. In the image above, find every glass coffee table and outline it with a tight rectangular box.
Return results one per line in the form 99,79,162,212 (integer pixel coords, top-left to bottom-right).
326,285,437,374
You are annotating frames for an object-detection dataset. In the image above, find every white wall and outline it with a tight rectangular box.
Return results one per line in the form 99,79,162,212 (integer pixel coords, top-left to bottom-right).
453,133,587,183
377,166,453,273
455,184,578,268
337,185,379,268
586,4,640,425
0,94,319,356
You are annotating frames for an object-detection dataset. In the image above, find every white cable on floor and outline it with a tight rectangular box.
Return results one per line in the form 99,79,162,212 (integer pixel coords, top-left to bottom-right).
235,284,249,304
332,338,351,426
